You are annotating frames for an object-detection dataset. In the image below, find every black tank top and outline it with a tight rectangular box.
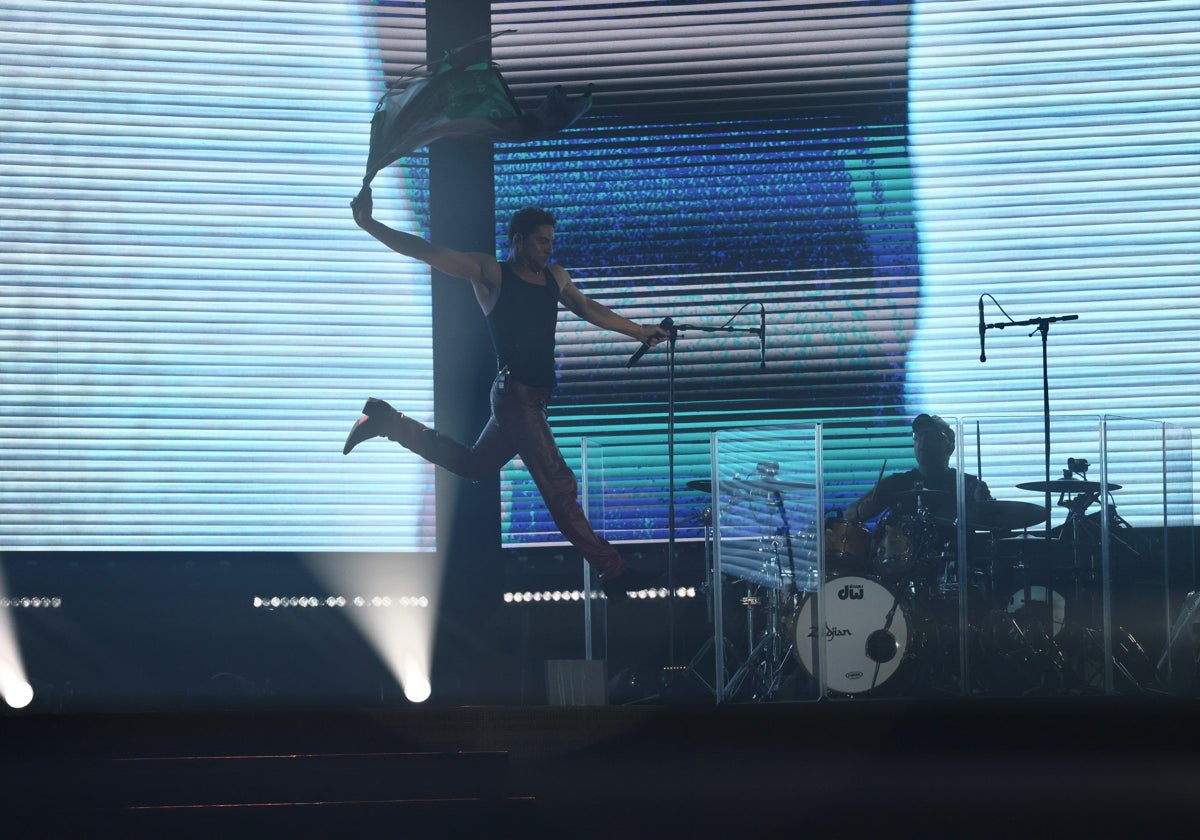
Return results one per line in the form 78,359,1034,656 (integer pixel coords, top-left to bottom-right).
486,263,560,389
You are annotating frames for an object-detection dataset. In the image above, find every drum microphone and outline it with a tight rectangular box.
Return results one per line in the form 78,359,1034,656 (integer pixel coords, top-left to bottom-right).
627,316,673,367
978,295,987,363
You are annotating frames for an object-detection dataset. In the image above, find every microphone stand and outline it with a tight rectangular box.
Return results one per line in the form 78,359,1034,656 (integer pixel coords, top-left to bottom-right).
664,320,761,671
983,311,1078,665
984,313,1078,537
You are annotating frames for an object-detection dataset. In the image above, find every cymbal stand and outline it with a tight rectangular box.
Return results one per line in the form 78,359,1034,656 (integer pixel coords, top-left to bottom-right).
721,494,798,701
722,565,792,701
1054,464,1147,694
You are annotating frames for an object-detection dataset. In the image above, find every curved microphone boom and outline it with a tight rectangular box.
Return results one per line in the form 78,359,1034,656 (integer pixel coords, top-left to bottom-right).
627,316,673,367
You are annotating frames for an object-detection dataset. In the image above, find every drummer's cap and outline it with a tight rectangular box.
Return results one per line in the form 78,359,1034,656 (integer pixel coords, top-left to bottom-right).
912,413,955,451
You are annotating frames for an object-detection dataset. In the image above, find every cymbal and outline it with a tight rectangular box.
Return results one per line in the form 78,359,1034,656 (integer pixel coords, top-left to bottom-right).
729,476,814,494
685,479,712,494
894,487,953,498
996,533,1049,543
1016,479,1121,493
968,500,1047,532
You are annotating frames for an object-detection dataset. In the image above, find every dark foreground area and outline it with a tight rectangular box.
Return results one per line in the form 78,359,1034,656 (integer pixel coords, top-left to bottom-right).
3,696,1199,838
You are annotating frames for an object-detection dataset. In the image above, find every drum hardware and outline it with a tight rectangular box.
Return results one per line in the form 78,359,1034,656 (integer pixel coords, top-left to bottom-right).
731,488,810,700
723,489,805,701
722,529,805,702
680,479,809,702
1057,625,1157,695
1156,590,1200,695
723,578,794,701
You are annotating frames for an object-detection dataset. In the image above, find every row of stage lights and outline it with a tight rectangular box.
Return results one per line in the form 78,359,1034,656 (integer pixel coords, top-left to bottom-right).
252,595,430,609
1,597,62,609
503,587,698,604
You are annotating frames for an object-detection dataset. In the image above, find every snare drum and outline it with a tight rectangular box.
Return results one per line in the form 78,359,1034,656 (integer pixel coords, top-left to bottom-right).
792,576,914,695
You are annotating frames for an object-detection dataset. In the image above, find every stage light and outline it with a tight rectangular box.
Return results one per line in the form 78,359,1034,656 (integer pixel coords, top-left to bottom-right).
1,677,33,710
402,670,432,704
0,572,34,711
500,587,698,605
304,553,440,707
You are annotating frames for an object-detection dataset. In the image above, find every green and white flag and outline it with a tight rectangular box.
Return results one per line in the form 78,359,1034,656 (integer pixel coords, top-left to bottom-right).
362,31,592,189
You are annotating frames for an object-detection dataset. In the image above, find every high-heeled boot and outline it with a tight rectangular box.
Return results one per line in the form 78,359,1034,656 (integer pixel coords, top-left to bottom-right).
342,397,407,455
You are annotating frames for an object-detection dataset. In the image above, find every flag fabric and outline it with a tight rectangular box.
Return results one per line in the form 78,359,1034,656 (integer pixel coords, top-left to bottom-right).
361,32,593,188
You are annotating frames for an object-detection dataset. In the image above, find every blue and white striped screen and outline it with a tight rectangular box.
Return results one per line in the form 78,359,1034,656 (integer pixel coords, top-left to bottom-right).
493,0,1198,544
2,1,1196,553
1,1,436,551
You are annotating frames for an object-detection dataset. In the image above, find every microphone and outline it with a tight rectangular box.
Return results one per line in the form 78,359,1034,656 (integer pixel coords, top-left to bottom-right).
627,316,673,367
759,304,766,369
978,296,987,363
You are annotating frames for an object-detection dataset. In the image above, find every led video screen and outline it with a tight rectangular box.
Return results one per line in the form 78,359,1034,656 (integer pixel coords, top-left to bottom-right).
2,1,1196,554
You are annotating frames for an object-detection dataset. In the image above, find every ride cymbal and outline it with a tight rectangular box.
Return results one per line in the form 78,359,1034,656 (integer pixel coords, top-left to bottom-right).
968,499,1048,532
1016,479,1121,493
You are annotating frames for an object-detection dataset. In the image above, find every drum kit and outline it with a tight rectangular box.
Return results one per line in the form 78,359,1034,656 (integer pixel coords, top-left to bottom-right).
699,467,1155,701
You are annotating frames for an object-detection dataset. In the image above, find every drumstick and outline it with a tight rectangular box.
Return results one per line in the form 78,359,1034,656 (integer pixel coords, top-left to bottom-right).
870,459,886,508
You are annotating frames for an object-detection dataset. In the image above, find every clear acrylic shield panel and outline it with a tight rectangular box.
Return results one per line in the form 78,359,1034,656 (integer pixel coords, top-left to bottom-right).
1101,416,1194,696
956,413,1168,697
711,424,821,702
580,437,610,661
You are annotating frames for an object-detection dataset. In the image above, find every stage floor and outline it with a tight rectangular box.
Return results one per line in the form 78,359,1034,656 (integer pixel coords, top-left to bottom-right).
3,696,1199,837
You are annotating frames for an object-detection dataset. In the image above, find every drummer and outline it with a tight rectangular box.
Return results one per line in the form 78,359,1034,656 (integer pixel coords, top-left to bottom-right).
845,414,992,526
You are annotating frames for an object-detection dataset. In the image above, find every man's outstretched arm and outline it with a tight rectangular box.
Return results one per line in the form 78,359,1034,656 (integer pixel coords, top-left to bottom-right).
554,266,669,345
351,189,497,288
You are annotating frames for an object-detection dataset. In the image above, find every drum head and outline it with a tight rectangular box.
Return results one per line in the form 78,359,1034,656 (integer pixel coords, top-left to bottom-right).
1007,585,1066,638
793,576,911,695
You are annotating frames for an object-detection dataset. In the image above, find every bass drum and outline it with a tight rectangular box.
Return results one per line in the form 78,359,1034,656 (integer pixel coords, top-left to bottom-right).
792,576,914,695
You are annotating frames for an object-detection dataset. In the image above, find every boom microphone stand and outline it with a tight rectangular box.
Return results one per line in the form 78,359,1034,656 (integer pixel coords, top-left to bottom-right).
980,306,1079,537
628,304,764,672
980,299,1079,680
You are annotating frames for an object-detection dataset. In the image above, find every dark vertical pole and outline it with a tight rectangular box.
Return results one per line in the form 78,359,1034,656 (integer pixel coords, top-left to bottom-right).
425,2,500,704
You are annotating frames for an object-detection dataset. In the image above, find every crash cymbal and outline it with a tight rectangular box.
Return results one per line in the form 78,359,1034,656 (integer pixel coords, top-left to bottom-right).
1016,479,1121,493
729,476,814,493
685,479,712,494
968,499,1047,532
